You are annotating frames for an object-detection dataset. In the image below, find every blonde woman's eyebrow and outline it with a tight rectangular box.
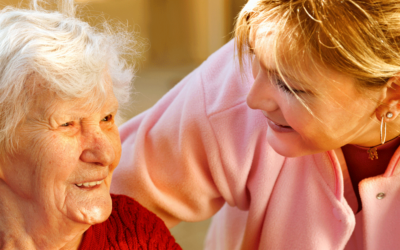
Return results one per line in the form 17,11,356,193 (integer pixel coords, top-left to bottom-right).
265,67,311,91
256,55,308,89
261,65,291,80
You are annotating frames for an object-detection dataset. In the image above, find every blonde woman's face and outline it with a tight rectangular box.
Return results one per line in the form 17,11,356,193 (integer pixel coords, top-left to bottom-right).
1,75,121,227
247,39,384,157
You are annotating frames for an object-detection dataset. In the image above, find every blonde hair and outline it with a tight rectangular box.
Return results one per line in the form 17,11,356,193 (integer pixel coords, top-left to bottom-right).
235,0,400,91
0,0,141,154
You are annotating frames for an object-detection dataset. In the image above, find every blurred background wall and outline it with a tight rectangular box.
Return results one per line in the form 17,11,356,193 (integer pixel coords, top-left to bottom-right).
1,0,248,248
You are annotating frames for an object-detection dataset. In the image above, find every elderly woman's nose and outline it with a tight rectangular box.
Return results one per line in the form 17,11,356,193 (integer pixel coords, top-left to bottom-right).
80,129,115,166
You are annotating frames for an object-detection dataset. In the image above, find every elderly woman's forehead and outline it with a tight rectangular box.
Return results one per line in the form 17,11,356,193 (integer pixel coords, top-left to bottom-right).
26,75,117,115
25,74,48,91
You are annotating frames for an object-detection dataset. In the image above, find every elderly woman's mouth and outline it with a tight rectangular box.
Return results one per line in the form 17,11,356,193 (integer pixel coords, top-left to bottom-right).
75,180,104,188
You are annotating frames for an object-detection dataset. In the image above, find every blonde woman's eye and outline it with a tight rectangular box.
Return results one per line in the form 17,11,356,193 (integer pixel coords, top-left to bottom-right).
248,47,255,55
275,77,306,95
102,115,112,122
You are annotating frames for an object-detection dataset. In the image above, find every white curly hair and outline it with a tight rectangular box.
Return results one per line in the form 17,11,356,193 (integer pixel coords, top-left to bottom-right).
0,0,140,154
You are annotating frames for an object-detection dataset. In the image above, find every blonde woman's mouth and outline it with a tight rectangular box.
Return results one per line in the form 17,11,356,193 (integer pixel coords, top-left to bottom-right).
266,117,294,133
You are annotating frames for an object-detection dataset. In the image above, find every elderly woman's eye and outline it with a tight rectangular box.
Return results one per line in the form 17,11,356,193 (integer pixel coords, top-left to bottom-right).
102,115,112,122
61,122,72,127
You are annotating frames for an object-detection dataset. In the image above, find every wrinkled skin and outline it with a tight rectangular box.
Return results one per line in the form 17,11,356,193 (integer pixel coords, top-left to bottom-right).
0,74,122,249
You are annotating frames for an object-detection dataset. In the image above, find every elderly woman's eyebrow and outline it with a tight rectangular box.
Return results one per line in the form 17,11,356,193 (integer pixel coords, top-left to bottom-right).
64,111,118,121
105,102,119,115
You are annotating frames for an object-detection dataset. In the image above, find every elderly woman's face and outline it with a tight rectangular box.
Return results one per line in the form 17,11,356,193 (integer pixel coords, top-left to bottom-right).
2,75,121,226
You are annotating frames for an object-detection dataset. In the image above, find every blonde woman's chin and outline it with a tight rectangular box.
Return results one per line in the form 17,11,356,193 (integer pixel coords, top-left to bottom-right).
266,130,323,158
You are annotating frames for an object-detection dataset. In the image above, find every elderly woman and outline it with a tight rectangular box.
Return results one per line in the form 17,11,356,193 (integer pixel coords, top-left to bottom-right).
0,0,181,249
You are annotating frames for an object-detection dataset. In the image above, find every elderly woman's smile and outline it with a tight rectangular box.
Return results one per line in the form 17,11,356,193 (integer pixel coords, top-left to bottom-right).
76,180,105,188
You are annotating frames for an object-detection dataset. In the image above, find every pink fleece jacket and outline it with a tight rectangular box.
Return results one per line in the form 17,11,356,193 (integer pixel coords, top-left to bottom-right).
111,40,400,250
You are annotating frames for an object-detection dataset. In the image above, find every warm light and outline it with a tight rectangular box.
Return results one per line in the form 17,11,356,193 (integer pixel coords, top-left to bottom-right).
74,0,106,2
74,0,124,2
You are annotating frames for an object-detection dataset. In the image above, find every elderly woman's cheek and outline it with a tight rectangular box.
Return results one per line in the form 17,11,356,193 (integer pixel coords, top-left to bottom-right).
0,130,58,198
30,129,112,225
109,127,122,171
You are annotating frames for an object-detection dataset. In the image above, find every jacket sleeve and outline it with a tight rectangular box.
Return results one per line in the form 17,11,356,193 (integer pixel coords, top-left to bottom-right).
110,40,269,228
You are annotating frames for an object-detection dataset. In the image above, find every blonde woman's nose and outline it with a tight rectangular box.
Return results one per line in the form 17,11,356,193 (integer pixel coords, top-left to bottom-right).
247,77,279,112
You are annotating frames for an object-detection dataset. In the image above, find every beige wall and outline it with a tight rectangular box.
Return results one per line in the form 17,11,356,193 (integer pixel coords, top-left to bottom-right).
3,0,247,67
146,0,247,66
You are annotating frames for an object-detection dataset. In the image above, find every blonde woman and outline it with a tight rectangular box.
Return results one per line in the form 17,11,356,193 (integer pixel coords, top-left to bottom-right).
112,0,400,249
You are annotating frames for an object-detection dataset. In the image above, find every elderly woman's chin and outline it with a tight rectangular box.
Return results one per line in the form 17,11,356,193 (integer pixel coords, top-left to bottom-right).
64,177,114,225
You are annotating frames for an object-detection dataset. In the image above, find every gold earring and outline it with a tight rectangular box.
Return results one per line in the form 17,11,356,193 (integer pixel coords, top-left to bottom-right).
367,115,387,160
366,112,397,160
381,115,387,145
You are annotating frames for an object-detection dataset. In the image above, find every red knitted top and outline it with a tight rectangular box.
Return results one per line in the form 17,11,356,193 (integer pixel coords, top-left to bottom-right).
79,194,182,250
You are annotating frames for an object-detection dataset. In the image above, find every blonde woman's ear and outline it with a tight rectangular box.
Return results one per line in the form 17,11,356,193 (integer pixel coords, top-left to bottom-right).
375,75,400,121
386,74,400,88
